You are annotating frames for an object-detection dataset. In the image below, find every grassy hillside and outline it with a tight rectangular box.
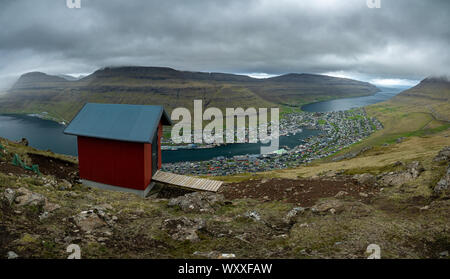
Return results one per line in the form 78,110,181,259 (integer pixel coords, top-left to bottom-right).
0,76,449,259
389,77,450,122
297,77,450,160
0,66,379,122
1,125,449,259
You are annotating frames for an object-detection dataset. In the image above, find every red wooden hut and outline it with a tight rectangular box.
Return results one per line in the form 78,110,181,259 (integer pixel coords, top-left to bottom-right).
64,103,172,197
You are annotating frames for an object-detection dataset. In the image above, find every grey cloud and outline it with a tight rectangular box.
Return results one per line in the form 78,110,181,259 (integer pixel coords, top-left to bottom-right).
0,0,449,89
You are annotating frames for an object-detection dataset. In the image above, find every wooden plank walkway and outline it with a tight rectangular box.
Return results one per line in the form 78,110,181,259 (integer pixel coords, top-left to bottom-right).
152,170,223,192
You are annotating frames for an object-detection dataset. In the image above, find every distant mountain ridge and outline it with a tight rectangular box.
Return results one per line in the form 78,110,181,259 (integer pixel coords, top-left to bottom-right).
1,66,380,122
11,72,68,89
83,66,256,82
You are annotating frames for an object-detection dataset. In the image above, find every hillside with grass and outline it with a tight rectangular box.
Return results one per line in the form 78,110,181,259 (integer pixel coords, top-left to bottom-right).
1,117,449,259
0,66,379,122
389,77,450,122
1,75,449,259
291,77,450,162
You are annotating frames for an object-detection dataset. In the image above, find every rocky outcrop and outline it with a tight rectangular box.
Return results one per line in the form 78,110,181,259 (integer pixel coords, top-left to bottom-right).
14,187,46,207
73,210,107,232
18,138,29,146
311,199,345,214
3,188,17,205
167,192,225,213
433,147,450,195
407,161,425,179
284,207,306,225
8,187,60,214
435,165,450,194
72,206,117,233
161,217,206,242
434,147,450,163
332,146,372,162
7,251,19,259
193,251,236,259
378,161,425,187
352,173,376,186
244,210,262,221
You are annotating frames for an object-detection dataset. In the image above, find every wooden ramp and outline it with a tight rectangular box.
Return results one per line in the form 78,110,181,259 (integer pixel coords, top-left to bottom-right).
152,170,223,192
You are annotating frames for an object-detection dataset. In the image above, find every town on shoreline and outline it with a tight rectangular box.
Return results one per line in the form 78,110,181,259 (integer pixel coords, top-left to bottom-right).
161,108,383,176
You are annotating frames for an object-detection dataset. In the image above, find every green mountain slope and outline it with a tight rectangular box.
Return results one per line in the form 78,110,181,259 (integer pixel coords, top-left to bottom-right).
390,77,450,122
0,66,379,122
315,76,450,160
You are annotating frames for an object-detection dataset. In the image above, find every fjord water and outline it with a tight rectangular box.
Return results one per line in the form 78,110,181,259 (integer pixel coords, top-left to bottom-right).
0,86,405,163
0,114,78,155
0,113,320,163
162,129,321,163
301,87,404,112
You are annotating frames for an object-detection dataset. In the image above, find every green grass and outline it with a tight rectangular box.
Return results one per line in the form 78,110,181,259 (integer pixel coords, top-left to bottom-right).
0,69,379,123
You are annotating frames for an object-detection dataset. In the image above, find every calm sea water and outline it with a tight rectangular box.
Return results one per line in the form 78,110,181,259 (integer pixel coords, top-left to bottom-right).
0,113,320,163
0,86,406,162
301,87,405,112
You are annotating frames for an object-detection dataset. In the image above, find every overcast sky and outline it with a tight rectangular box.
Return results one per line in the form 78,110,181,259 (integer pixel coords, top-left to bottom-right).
0,0,449,90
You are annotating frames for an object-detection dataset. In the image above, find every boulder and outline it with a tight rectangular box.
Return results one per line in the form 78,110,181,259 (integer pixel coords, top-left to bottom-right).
379,161,425,187
7,251,19,259
18,138,29,146
167,192,225,213
43,202,61,213
15,187,46,207
378,172,414,187
73,210,107,232
218,253,236,259
161,217,206,242
284,207,306,224
311,199,345,214
3,188,17,205
434,165,450,194
407,161,425,178
244,210,261,221
343,202,373,216
352,173,376,185
434,147,450,162
193,251,221,258
334,191,349,198
193,251,236,259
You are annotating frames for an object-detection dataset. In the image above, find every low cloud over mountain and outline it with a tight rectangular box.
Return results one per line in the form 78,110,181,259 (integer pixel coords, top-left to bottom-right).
0,0,449,89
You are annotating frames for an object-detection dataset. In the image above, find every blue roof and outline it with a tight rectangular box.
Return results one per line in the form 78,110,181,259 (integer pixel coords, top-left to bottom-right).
64,103,172,143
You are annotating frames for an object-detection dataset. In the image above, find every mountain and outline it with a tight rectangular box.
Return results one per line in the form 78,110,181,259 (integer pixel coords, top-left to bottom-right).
0,66,379,122
258,73,379,105
84,66,255,82
11,72,68,89
391,76,450,121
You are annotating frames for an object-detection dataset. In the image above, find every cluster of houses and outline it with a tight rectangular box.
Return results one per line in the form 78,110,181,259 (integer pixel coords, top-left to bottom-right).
62,103,381,196
161,108,382,176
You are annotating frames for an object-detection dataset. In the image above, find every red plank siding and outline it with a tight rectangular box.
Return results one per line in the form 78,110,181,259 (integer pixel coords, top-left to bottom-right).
77,136,148,190
143,143,152,188
158,121,162,169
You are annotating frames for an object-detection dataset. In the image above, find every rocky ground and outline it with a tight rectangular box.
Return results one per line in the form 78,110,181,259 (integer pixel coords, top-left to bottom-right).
0,137,449,259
